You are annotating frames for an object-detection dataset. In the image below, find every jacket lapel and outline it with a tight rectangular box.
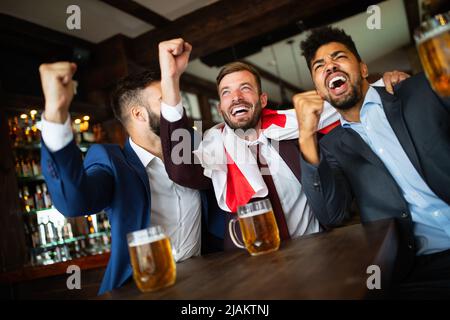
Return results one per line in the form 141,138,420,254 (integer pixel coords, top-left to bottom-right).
340,128,387,170
375,87,424,178
123,139,151,227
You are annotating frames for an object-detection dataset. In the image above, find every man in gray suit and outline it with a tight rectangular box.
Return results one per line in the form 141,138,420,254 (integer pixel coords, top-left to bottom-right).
293,26,450,298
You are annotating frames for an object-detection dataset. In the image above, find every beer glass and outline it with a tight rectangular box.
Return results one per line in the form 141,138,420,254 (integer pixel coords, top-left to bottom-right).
228,199,280,256
414,11,450,97
127,226,176,292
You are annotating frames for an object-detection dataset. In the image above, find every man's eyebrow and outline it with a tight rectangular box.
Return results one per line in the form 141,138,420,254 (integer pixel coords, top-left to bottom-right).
330,50,346,58
312,51,347,68
312,58,324,68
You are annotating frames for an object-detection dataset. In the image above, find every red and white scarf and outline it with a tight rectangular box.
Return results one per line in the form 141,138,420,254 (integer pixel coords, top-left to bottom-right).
193,103,340,213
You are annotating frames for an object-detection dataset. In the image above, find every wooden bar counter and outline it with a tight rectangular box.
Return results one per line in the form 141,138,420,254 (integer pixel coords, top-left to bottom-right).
99,219,398,300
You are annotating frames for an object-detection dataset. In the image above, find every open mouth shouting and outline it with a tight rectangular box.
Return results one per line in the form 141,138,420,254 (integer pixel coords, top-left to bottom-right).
326,72,350,96
229,102,253,120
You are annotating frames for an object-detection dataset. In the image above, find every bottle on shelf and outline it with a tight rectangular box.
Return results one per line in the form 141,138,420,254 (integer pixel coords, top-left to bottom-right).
34,185,45,210
23,186,35,212
15,158,23,177
42,183,52,208
31,158,41,176
21,158,32,177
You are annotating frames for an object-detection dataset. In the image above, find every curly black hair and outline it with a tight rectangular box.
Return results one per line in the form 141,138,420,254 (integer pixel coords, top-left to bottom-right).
110,69,161,125
300,26,362,71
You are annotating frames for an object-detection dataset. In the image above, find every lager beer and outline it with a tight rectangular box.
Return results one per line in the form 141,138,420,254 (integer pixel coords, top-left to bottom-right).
127,226,176,292
229,199,280,256
415,12,450,97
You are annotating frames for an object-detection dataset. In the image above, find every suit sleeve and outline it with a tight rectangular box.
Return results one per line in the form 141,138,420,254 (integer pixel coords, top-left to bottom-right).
160,108,212,190
41,139,114,217
300,143,353,228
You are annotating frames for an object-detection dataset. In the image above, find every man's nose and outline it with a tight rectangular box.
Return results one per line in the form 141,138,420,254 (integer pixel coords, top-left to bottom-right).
325,62,338,76
231,90,243,103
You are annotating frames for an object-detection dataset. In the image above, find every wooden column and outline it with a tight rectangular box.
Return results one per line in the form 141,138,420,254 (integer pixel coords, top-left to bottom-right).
0,109,27,272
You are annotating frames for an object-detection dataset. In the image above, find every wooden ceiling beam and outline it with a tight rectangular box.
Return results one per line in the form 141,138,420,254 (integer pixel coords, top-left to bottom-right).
99,0,171,27
130,0,384,66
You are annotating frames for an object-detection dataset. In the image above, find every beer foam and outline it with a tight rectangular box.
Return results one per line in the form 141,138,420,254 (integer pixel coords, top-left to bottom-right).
238,209,271,219
129,233,166,247
416,24,450,44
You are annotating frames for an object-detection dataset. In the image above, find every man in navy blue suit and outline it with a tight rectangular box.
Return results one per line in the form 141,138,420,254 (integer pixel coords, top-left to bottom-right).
38,62,225,295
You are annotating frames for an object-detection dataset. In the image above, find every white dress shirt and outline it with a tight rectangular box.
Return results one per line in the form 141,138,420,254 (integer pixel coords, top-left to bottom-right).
40,114,202,261
161,102,321,238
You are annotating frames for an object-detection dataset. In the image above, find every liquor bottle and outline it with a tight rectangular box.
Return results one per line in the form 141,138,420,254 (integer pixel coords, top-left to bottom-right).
21,158,32,177
23,186,35,212
45,218,57,243
34,185,45,210
11,116,22,144
30,110,40,143
15,159,23,177
38,220,47,246
31,158,41,176
42,183,52,208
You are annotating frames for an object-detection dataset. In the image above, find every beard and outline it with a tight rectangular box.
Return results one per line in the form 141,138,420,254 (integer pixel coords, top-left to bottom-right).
222,99,263,131
326,75,363,110
146,108,160,136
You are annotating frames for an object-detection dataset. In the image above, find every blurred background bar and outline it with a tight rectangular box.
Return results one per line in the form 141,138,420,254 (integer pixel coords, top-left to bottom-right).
0,0,449,299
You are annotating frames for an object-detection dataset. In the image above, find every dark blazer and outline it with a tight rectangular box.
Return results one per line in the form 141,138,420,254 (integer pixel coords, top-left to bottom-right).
41,138,221,295
300,73,450,277
160,109,304,242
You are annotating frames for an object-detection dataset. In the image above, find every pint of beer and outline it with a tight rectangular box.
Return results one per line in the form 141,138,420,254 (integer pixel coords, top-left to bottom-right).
415,11,450,97
127,226,176,292
229,199,280,256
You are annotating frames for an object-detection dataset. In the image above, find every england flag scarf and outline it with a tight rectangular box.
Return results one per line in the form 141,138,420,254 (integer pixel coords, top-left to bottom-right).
192,102,340,213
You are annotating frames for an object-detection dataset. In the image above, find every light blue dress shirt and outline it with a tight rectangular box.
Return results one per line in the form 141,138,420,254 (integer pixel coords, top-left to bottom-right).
340,86,450,255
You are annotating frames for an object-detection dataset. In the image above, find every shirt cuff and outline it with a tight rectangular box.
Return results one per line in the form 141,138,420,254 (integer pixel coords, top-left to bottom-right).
370,78,385,87
40,114,74,152
161,101,184,122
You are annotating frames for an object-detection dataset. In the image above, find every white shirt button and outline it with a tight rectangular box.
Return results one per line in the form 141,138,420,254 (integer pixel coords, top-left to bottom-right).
378,148,384,154
432,210,441,217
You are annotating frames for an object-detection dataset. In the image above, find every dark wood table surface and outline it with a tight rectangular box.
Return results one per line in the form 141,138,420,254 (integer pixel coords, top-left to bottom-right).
98,219,398,300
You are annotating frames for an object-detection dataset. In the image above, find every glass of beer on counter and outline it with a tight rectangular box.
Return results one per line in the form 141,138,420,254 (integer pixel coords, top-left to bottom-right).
229,199,280,256
414,11,450,97
127,226,176,292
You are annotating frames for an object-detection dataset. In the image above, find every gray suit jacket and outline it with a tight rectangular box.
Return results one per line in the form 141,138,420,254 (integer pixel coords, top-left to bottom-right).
300,72,450,278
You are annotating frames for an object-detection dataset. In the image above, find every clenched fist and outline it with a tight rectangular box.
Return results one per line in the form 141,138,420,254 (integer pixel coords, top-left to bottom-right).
159,38,192,80
159,38,192,106
292,90,324,165
293,90,325,137
39,62,77,123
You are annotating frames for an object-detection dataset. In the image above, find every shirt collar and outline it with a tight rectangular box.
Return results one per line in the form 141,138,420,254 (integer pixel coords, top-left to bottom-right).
223,124,268,147
128,137,156,168
339,86,383,127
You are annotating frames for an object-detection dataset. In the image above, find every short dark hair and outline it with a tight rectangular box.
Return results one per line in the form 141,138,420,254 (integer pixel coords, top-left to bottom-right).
301,26,362,70
216,61,262,94
110,70,161,124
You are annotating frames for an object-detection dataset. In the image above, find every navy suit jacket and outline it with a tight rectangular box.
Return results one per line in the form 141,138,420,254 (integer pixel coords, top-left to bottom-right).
41,138,224,295
300,73,450,277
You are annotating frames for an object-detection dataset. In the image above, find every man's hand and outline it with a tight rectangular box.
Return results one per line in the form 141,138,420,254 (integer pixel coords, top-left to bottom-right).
39,62,77,124
293,91,324,165
159,38,192,80
382,70,410,94
159,38,192,106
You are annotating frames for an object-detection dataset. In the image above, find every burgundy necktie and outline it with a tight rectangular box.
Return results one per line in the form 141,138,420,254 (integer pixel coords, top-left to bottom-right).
256,144,291,240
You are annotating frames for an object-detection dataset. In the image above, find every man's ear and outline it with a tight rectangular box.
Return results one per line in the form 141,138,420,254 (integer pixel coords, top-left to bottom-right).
360,62,369,79
130,106,147,122
260,92,268,108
